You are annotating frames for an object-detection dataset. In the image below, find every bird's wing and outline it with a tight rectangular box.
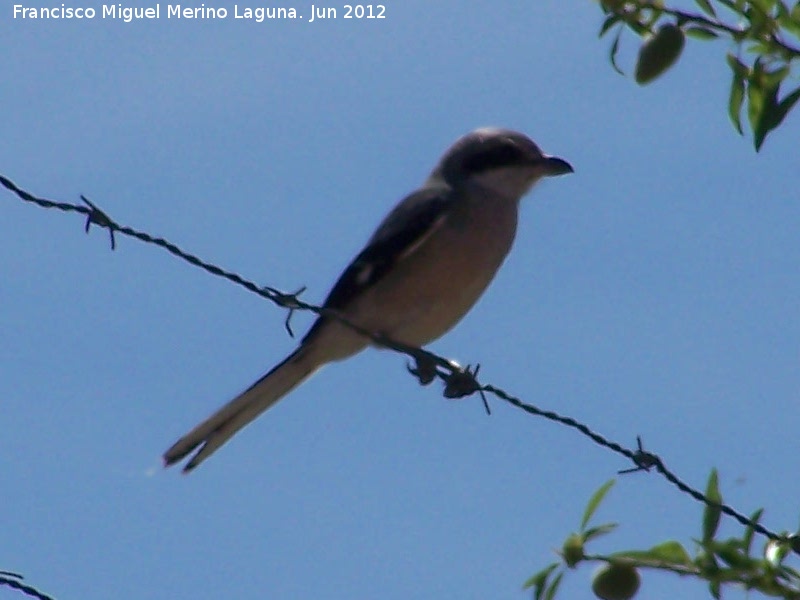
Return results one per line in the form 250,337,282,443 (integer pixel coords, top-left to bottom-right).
302,186,451,341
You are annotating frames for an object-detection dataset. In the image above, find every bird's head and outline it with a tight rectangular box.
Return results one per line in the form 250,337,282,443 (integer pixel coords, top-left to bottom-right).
428,127,573,199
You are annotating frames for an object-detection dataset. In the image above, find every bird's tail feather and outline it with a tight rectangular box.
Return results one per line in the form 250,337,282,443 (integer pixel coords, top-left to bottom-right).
163,347,319,473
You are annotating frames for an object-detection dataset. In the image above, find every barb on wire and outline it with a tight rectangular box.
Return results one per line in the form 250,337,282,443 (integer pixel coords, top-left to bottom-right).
81,194,117,249
0,571,55,600
443,363,490,415
3,174,793,553
480,383,788,546
618,435,659,474
272,285,307,338
407,355,438,386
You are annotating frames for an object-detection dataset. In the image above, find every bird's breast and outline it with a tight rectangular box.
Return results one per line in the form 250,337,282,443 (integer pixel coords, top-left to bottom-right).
344,194,519,347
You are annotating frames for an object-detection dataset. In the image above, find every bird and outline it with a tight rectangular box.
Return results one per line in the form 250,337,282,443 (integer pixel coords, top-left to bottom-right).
163,127,573,472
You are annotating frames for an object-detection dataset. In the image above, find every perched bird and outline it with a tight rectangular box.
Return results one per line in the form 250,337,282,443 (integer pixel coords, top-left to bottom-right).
164,127,573,472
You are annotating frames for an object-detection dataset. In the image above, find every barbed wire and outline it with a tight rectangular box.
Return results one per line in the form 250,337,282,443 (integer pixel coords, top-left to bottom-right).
0,571,55,600
2,174,795,550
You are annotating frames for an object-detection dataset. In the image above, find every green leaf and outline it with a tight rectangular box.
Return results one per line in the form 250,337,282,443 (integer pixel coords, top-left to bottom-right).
613,541,693,566
717,0,748,16
544,571,564,600
745,41,774,56
790,2,800,36
725,54,750,136
751,68,791,151
743,508,765,554
763,66,790,90
728,73,746,135
609,27,625,75
775,0,791,22
779,2,800,35
644,6,664,29
581,480,616,531
584,523,619,543
771,84,800,128
616,6,652,37
647,540,693,565
779,562,800,580
725,53,749,78
634,23,686,84
790,533,800,555
702,469,723,543
755,110,780,149
694,549,720,575
709,539,758,569
600,14,621,37
684,26,719,39
726,55,748,135
694,0,717,16
749,0,777,13
747,58,766,136
743,5,775,43
523,562,559,597
709,579,721,600
747,84,766,146
600,0,624,11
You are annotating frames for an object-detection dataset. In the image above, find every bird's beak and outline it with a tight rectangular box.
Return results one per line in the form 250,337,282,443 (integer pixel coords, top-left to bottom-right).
541,156,573,177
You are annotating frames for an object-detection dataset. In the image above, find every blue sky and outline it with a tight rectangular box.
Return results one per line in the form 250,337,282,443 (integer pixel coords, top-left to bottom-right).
2,1,799,599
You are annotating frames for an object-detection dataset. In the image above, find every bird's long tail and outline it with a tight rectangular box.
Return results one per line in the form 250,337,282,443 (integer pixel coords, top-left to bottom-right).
163,346,319,473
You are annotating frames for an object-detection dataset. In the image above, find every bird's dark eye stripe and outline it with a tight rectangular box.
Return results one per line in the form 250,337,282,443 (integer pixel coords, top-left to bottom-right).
461,144,527,173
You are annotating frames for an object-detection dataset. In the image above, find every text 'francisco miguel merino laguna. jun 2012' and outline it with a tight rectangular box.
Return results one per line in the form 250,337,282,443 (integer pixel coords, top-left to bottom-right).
12,3,387,22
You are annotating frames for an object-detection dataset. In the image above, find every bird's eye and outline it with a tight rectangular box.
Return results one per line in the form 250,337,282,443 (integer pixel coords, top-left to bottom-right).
461,144,526,173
